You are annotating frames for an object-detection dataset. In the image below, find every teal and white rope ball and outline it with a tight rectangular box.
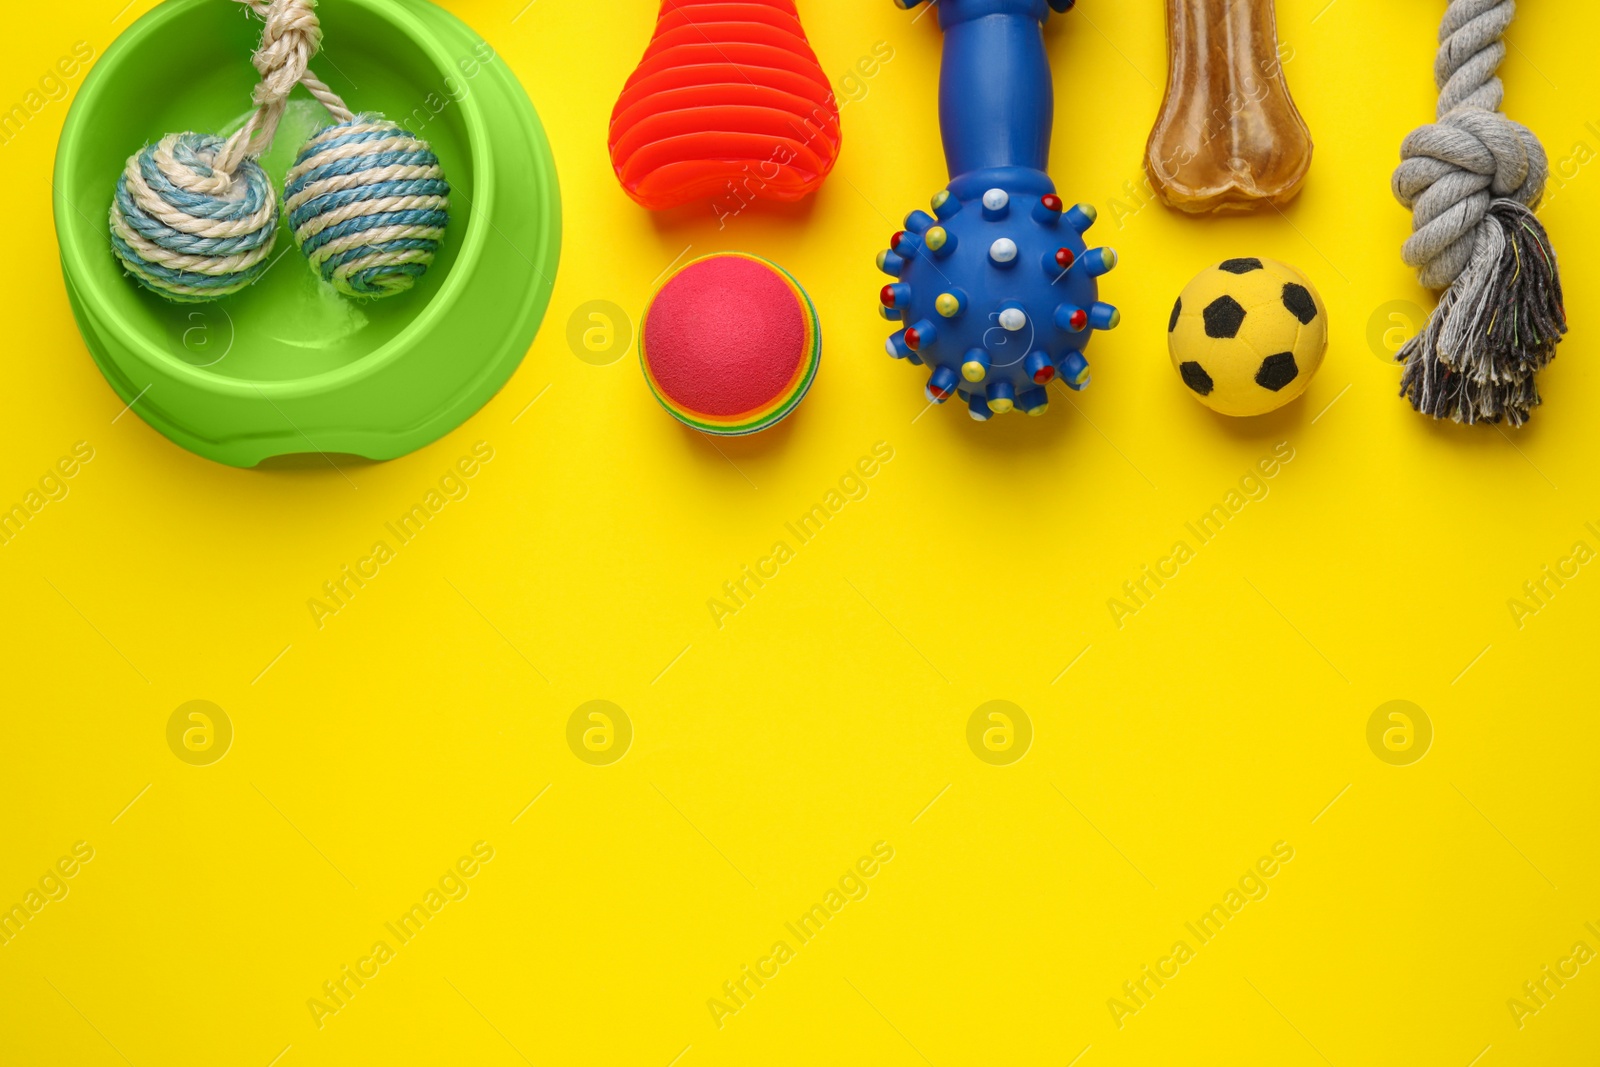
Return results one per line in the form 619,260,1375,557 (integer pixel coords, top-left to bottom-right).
109,132,280,303
283,115,451,299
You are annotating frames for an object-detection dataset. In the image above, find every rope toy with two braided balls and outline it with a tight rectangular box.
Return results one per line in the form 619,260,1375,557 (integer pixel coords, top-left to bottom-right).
109,0,449,303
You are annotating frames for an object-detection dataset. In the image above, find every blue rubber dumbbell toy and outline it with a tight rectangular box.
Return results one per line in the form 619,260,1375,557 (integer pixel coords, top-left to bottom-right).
879,0,1117,419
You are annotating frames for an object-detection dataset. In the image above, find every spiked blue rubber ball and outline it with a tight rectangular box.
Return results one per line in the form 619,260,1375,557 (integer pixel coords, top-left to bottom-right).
284,115,451,299
879,188,1116,418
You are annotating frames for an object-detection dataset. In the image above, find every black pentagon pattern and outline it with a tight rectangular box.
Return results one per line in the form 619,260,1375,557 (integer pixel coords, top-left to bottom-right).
1180,361,1214,396
1169,296,1182,333
1281,282,1317,325
1255,352,1299,391
1203,295,1246,339
1219,257,1264,274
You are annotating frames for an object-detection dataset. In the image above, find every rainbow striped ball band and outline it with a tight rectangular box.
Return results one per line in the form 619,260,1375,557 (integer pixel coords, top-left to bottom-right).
640,253,821,436
284,115,450,299
110,132,279,303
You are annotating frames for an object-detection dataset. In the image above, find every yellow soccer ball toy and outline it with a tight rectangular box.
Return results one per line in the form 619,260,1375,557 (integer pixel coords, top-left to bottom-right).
1167,258,1327,416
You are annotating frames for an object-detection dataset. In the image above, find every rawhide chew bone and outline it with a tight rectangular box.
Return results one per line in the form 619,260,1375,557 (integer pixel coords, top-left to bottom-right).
880,0,1117,420
1391,0,1566,425
609,0,842,212
1145,0,1312,213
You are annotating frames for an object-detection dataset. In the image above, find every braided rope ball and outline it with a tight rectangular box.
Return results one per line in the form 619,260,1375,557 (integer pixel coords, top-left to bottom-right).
284,116,451,299
1392,0,1547,290
109,133,280,303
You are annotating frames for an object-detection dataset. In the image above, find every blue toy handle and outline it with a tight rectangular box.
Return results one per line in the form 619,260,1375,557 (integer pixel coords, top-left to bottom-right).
938,0,1058,183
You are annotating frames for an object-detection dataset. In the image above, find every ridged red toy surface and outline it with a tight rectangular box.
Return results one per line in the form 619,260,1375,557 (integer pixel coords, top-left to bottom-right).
609,0,842,211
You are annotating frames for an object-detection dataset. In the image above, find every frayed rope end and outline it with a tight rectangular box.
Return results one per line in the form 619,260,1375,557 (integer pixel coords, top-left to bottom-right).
1398,199,1566,426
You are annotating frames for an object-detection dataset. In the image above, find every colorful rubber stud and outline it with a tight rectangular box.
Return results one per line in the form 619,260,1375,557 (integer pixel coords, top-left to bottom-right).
927,365,959,402
961,348,989,382
1018,385,1050,415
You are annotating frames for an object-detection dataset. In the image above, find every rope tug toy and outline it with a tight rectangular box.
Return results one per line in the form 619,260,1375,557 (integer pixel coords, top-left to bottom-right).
109,0,449,303
881,0,1118,420
1392,0,1566,425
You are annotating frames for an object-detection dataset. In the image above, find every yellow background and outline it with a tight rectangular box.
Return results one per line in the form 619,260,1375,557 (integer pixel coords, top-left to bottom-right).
4,0,1599,1064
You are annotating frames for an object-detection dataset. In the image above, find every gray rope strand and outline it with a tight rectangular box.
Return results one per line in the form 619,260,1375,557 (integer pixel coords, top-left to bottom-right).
1390,0,1566,426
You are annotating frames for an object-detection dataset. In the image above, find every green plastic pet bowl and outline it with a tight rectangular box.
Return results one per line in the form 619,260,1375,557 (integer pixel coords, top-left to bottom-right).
54,0,561,467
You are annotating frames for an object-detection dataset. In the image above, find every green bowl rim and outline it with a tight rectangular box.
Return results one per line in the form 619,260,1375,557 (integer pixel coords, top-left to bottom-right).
54,0,499,400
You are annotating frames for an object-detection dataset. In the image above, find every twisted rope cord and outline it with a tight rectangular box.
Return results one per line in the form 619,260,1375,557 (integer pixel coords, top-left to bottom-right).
1392,0,1546,290
211,0,354,184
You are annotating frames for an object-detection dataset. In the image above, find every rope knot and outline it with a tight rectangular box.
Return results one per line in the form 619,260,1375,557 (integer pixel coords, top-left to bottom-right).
1389,0,1566,424
251,0,324,111
1392,0,1547,290
212,0,351,175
